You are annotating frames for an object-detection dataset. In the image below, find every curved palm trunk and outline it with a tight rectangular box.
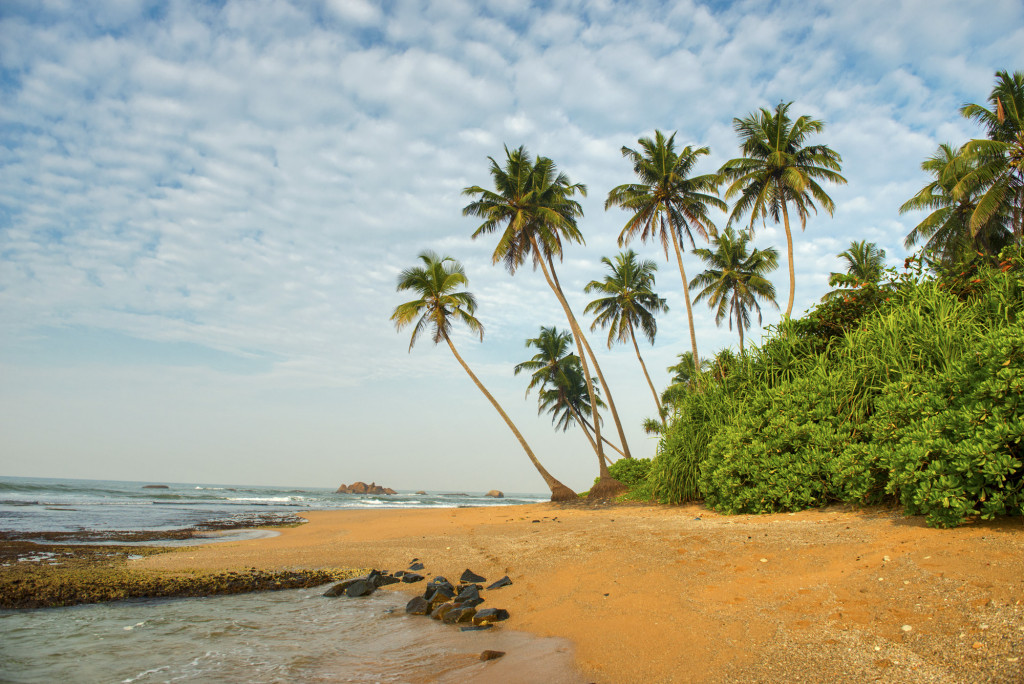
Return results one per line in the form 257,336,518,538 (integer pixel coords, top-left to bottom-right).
628,322,665,427
781,202,796,319
531,248,610,478
444,334,576,501
545,252,634,461
565,400,601,456
735,290,745,353
669,224,701,383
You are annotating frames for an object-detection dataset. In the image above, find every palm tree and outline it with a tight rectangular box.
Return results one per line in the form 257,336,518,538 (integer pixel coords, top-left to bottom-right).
822,240,887,302
584,250,669,426
463,145,629,497
605,130,725,377
720,102,847,318
689,226,779,352
958,70,1024,240
900,143,1010,264
391,251,576,502
514,326,622,458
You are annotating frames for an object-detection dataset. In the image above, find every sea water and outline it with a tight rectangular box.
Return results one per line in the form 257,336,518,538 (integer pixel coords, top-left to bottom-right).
0,477,582,683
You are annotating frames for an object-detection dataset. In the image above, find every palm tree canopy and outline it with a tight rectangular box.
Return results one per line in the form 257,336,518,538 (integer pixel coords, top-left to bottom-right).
513,326,576,396
462,145,587,274
605,130,725,254
537,354,604,432
720,102,846,232
957,70,1024,238
584,250,668,347
899,142,1011,263
829,240,887,286
390,251,483,350
689,226,779,331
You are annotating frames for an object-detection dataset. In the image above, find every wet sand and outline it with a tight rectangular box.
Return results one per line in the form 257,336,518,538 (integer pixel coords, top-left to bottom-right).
135,503,1024,683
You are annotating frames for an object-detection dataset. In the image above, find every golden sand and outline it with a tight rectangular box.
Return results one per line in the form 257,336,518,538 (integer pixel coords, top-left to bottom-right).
136,503,1024,683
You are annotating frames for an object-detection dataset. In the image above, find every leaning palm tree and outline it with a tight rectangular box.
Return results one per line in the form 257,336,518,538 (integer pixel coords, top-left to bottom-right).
720,102,846,318
958,70,1024,240
584,250,669,426
822,240,887,302
391,251,576,502
606,130,725,377
514,326,622,458
900,143,1010,264
689,226,779,352
463,145,629,497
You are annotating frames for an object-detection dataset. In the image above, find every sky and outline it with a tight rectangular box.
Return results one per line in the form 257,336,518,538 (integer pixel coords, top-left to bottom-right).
1,0,1021,494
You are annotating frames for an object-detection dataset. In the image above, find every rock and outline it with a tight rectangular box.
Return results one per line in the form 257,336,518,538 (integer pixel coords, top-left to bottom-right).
142,485,169,489
335,481,396,495
485,490,504,498
460,569,486,584
460,624,493,632
405,596,430,615
486,576,513,590
345,579,376,597
456,584,481,601
426,585,456,607
323,578,362,597
473,608,510,625
408,562,425,571
428,576,450,586
480,650,505,661
430,602,457,621
415,491,427,495
445,606,477,624
401,573,425,583
367,570,400,588
456,596,485,608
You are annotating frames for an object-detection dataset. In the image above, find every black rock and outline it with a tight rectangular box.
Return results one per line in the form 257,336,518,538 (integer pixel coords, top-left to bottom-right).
456,584,481,601
323,578,361,597
480,650,505,661
345,579,376,597
401,573,425,583
460,569,486,584
405,596,430,615
486,575,513,590
394,570,406,577
473,608,510,625
428,576,450,586
460,624,493,632
408,562,425,571
455,596,485,608
430,602,456,621
443,605,477,624
367,570,400,588
426,585,456,606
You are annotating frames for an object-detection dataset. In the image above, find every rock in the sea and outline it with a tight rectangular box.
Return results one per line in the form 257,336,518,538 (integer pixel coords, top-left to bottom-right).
344,579,376,597
480,650,506,661
142,485,169,489
367,569,400,588
401,573,425,583
430,602,457,621
405,596,431,615
323,578,362,597
460,569,486,584
486,576,513,590
415,491,427,495
335,481,397,495
443,605,477,624
473,608,510,625
485,490,504,498
460,624,493,632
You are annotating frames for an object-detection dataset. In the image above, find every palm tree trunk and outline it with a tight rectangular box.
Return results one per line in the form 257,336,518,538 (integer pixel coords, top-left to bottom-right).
543,250,633,462
669,225,701,382
443,333,576,501
735,290,745,353
578,414,625,457
566,400,601,456
529,241,611,479
781,202,796,319
629,323,665,427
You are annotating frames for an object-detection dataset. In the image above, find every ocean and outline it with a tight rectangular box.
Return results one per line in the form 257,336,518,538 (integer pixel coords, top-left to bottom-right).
0,477,582,683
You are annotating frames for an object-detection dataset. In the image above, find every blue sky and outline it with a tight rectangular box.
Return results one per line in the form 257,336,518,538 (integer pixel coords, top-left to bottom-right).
1,0,1021,493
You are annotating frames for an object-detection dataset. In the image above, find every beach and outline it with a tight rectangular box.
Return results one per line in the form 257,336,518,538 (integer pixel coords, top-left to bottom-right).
133,502,1024,683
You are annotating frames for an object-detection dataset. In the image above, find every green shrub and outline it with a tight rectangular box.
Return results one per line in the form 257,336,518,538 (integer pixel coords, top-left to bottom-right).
607,457,652,487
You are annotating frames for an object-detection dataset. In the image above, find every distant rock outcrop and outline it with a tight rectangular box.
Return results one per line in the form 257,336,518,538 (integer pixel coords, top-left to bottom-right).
485,490,504,498
335,481,397,495
142,485,169,489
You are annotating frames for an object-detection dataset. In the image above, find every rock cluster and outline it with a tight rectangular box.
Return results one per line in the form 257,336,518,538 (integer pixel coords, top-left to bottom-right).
335,482,397,495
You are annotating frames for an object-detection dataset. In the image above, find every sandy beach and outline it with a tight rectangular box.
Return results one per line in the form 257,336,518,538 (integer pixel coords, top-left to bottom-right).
135,503,1024,683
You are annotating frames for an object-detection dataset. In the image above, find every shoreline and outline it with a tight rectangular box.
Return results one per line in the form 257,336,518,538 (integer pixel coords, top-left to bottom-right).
123,502,1024,683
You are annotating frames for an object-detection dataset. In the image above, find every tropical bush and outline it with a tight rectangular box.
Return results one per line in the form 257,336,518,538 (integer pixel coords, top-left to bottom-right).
651,247,1024,527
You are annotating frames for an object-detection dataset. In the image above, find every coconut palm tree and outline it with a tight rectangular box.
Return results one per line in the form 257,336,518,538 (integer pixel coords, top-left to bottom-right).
900,143,1011,264
391,251,576,502
720,102,846,318
958,70,1024,240
822,240,888,302
584,250,669,426
605,130,725,377
514,326,622,458
690,226,779,352
463,145,629,497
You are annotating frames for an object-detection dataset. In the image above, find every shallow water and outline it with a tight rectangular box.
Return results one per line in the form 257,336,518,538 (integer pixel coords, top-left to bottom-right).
0,586,583,684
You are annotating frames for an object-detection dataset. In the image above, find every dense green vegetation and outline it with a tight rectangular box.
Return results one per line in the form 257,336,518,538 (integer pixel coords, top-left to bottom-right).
650,247,1024,527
